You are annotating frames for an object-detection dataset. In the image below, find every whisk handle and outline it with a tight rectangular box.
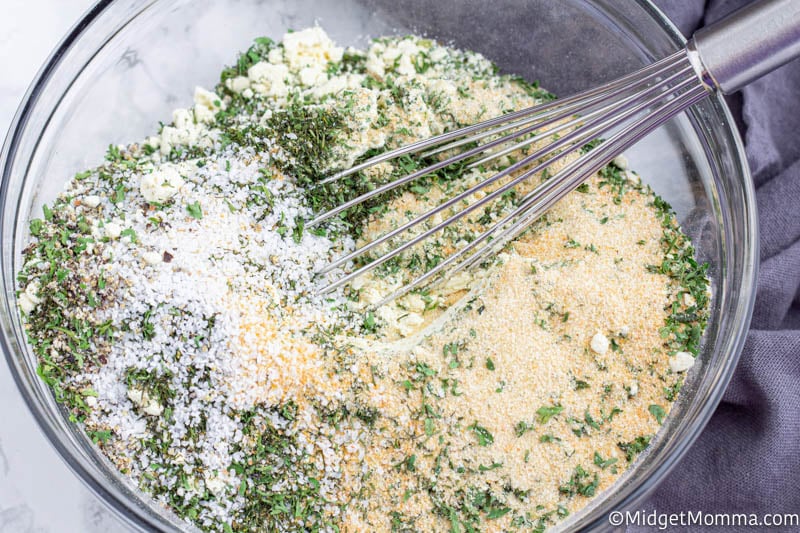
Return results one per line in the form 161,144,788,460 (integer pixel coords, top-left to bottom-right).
690,0,800,93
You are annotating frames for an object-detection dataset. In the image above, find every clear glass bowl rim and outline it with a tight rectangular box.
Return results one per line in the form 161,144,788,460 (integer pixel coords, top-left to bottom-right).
0,0,758,531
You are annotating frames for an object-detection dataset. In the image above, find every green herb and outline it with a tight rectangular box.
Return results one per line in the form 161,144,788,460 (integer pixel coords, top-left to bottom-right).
602,407,623,422
424,417,435,436
593,451,618,470
219,36,276,83
559,465,599,497
485,358,495,371
89,429,112,444
226,408,331,531
443,342,460,356
618,435,652,462
478,462,503,473
29,218,43,237
292,216,305,243
584,410,601,430
573,379,589,390
467,421,494,446
648,193,710,358
664,379,683,401
186,201,203,220
648,404,666,424
536,404,563,424
110,184,125,205
515,421,534,437
141,308,156,340
120,228,137,243
105,144,122,162
598,163,628,204
363,311,377,333
413,361,437,378
580,138,604,153
124,367,175,405
509,75,556,101
276,215,288,237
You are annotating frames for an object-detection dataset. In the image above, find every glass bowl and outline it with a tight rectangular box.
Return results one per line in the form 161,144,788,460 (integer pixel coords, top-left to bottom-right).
0,0,758,531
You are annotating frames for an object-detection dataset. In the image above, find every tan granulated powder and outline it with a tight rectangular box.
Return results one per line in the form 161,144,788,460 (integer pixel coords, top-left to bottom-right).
338,170,691,532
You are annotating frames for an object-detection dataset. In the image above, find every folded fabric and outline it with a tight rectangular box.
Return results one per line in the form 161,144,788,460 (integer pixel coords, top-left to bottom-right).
634,1,800,531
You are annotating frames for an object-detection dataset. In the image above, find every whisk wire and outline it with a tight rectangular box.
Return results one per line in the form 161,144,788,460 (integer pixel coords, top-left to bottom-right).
463,63,696,169
317,66,696,280
367,84,709,307
316,48,688,189
421,52,691,160
314,49,711,302
310,50,691,227
457,86,711,272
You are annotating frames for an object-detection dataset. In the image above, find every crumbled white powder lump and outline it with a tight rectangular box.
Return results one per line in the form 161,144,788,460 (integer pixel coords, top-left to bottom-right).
17,27,709,533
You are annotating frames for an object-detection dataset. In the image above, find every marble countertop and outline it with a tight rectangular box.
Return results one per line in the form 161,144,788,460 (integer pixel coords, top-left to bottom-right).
1,1,132,531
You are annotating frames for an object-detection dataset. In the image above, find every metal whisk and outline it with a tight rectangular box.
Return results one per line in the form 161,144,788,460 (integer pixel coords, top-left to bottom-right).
313,0,800,304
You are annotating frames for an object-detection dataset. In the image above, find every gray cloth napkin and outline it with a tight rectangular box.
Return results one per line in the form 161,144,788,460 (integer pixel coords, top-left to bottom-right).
633,1,800,531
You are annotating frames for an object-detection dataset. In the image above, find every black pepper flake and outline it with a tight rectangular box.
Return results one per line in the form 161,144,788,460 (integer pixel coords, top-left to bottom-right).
163,251,174,263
